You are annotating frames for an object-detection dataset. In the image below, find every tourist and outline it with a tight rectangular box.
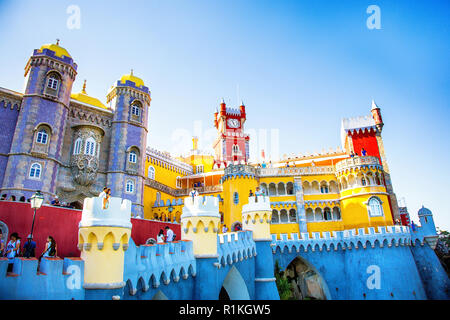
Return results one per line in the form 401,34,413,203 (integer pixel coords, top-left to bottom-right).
222,224,228,233
361,148,367,156
104,188,112,209
23,234,36,258
165,226,174,242
9,195,16,201
5,232,19,272
350,151,355,158
51,196,60,206
249,190,254,197
261,161,266,168
157,229,164,243
411,221,416,232
99,187,107,209
0,194,6,200
189,188,198,201
41,236,57,258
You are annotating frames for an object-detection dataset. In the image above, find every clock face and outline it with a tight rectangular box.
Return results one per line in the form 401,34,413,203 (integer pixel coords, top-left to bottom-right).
227,118,240,128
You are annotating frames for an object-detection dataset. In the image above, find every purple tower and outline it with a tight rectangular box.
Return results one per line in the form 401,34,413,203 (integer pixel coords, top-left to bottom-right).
1,41,77,202
105,71,151,217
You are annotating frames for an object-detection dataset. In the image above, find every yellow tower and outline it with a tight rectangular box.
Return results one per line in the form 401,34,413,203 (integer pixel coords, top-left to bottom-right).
78,197,131,289
335,156,394,230
221,164,258,231
242,195,272,241
180,195,221,257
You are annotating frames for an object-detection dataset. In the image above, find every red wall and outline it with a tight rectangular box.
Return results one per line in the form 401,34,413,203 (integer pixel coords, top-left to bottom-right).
0,201,180,258
350,131,381,161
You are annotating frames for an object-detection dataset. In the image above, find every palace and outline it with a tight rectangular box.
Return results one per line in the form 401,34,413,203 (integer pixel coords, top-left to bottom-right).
0,41,402,239
0,41,448,301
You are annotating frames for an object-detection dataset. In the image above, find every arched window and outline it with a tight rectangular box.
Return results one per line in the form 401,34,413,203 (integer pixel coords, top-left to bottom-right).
277,183,286,195
302,181,311,194
289,209,297,222
361,177,367,186
36,129,48,144
156,192,161,204
29,163,42,179
44,72,61,97
268,183,276,196
129,151,137,163
280,209,288,223
306,208,314,222
176,176,181,189
320,181,329,194
233,192,239,205
196,165,204,173
131,104,140,116
125,180,135,193
271,210,279,224
73,138,82,155
286,182,294,195
314,207,323,221
311,181,320,193
333,207,341,220
260,183,268,195
323,207,332,221
368,197,383,217
375,173,381,185
85,137,96,156
232,145,240,154
148,166,155,179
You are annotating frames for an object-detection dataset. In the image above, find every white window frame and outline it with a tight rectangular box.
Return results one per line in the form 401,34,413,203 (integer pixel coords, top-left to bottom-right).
148,166,155,179
131,104,140,116
73,138,82,155
367,197,384,217
84,137,97,156
47,77,59,90
125,180,135,194
29,163,42,179
129,151,137,163
196,165,204,173
36,129,48,144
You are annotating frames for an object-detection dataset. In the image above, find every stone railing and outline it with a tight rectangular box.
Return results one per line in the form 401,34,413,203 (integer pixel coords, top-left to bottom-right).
257,166,335,177
335,156,381,172
224,164,258,176
145,178,223,197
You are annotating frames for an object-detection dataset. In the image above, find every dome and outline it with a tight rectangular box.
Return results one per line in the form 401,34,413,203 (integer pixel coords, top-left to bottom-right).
38,41,71,59
120,70,144,88
418,205,432,216
71,80,108,110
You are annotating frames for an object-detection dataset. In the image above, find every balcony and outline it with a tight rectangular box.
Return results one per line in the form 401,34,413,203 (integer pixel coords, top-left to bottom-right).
335,156,381,173
257,166,335,177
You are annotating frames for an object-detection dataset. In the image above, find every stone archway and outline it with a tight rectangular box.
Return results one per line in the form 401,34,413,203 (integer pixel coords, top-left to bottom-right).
283,256,331,300
219,265,250,300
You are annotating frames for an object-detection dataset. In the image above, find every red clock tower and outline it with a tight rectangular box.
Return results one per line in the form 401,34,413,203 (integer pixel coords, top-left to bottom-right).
213,99,250,167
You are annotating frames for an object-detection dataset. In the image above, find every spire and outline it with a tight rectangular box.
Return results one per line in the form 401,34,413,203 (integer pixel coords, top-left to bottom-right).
82,79,87,94
130,69,134,76
371,99,379,110
221,97,225,104
56,38,60,46
240,100,245,107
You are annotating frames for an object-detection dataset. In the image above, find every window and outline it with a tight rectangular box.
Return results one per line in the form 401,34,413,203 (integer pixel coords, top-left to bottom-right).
148,166,155,179
196,165,204,173
368,197,383,217
280,209,288,223
233,192,239,204
333,207,341,220
85,137,96,156
176,176,181,188
320,183,329,194
29,163,42,179
73,138,82,155
361,177,367,186
129,151,137,163
324,208,332,221
47,76,59,90
232,145,240,154
131,104,140,116
271,210,279,224
289,209,297,222
36,129,48,144
126,180,134,193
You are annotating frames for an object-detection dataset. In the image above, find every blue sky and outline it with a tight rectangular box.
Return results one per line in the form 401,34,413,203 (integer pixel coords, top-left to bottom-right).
0,0,449,230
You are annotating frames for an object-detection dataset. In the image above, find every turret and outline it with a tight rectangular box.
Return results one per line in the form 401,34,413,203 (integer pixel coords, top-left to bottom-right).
239,101,246,120
221,164,258,231
371,100,384,132
242,196,272,240
417,206,437,238
220,98,226,116
78,196,131,294
105,70,151,218
1,40,77,202
180,195,221,257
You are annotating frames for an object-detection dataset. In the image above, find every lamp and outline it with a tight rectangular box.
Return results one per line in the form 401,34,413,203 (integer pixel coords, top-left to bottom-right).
29,190,44,241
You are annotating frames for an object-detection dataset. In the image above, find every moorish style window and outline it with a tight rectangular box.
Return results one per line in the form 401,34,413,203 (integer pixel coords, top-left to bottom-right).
233,192,239,205
130,101,142,122
129,151,137,163
73,138,82,155
148,166,155,179
125,180,135,193
126,146,140,174
44,72,61,97
36,129,48,144
368,197,384,217
84,137,97,157
29,163,42,179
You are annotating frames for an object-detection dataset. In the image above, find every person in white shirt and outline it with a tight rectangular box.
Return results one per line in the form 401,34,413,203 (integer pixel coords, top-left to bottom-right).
99,187,107,209
157,229,164,243
222,225,228,233
165,226,174,242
